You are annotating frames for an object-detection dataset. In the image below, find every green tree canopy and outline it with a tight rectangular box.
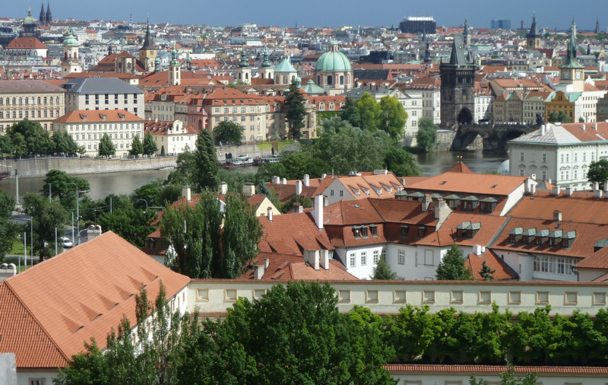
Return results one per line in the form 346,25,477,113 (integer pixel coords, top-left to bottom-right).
384,146,421,176
558,110,571,123
284,80,307,139
41,169,90,211
436,243,473,280
160,191,262,279
357,92,381,131
129,134,144,156
548,112,559,123
192,129,219,192
587,159,608,184
341,97,361,128
23,192,68,260
213,120,243,145
470,366,538,385
8,119,54,155
0,135,13,155
53,131,84,155
372,258,398,280
416,117,438,153
167,150,196,186
143,132,158,156
98,133,116,157
479,260,496,281
378,95,408,139
0,190,18,263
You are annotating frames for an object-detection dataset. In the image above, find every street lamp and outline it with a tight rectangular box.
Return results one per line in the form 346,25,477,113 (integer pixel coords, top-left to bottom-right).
136,198,162,214
67,183,88,245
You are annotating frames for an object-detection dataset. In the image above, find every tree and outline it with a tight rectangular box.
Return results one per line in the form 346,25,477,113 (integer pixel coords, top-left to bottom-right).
213,120,243,145
23,192,69,261
281,194,312,213
53,131,84,155
7,119,54,155
579,116,585,123
41,169,90,211
587,159,608,184
160,145,165,156
341,97,361,128
558,110,571,123
372,258,398,280
11,132,27,157
160,191,262,279
284,80,307,139
178,281,396,384
416,117,438,153
97,205,156,248
479,260,496,281
379,95,408,139
129,134,144,157
167,150,196,186
192,129,219,192
384,146,421,176
470,365,537,385
0,135,14,155
143,132,158,156
98,133,116,157
548,112,559,123
0,190,18,263
357,92,381,131
436,243,473,280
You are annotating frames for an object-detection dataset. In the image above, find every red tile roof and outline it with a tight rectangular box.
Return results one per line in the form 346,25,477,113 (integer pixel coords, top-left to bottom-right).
54,109,143,124
508,190,608,224
0,232,190,369
6,37,47,50
258,212,333,256
407,170,527,196
240,252,357,281
466,250,518,280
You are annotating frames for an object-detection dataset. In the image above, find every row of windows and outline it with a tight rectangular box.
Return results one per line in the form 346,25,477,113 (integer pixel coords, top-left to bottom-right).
348,249,385,267
74,132,137,140
0,110,60,119
0,96,61,105
533,256,576,275
67,123,139,131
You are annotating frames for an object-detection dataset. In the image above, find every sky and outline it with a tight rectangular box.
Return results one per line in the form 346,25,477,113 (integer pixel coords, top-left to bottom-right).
7,0,607,31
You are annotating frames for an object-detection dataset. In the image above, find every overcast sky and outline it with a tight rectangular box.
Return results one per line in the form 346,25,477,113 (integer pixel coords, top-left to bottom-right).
9,0,606,31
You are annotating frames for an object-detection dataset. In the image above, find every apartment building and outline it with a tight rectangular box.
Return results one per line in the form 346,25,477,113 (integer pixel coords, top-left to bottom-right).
53,109,144,157
63,78,145,119
144,119,198,155
0,80,65,133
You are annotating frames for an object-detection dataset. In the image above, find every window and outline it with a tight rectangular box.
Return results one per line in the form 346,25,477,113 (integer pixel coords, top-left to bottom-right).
593,292,606,305
373,250,380,264
542,153,547,162
338,290,350,302
254,289,266,299
29,379,45,385
366,290,378,303
520,152,525,161
196,288,209,302
423,290,435,303
225,289,237,302
451,290,463,304
349,253,356,267
339,190,343,197
360,252,367,266
400,225,409,237
398,250,405,265
330,189,334,196
565,292,577,305
536,291,549,304
381,248,386,261
394,290,406,303
479,291,492,304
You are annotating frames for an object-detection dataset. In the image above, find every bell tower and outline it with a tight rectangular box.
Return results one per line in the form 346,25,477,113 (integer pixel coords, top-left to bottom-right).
440,35,476,127
61,29,82,77
139,17,157,72
235,48,251,85
526,12,542,49
168,46,181,86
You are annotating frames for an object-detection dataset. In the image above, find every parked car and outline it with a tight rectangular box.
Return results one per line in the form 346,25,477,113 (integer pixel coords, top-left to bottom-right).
60,237,73,249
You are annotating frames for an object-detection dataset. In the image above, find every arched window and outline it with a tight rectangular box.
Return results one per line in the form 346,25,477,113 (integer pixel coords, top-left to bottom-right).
73,52,77,59
12,98,15,104
317,75,321,84
44,97,47,104
56,97,60,104
0,98,3,105
18,97,22,105
245,73,249,80
64,52,67,59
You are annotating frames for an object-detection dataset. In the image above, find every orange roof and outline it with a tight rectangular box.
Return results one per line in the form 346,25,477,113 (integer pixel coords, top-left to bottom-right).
240,252,357,281
576,245,608,270
258,212,333,256
6,37,47,50
54,109,143,124
466,250,518,280
509,190,608,224
407,168,527,196
0,232,190,368
416,213,508,248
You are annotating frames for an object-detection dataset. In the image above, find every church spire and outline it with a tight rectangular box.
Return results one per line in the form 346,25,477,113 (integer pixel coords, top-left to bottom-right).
39,2,45,24
528,11,539,38
595,19,601,35
141,16,153,50
46,2,52,25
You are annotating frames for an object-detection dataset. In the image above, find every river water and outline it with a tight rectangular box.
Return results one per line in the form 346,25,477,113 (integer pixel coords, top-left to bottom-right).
0,151,507,201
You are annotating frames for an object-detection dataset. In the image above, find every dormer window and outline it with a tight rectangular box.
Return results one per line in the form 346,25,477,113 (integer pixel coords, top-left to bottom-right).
400,225,409,237
535,229,549,246
461,195,479,211
549,230,563,247
417,226,426,238
445,194,461,209
479,197,498,213
370,225,378,237
360,227,369,238
509,227,523,243
562,231,576,249
522,228,536,244
353,226,361,239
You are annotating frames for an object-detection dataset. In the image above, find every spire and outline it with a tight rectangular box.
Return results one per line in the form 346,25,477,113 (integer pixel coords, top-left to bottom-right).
141,16,153,50
448,36,467,66
570,19,577,58
561,19,584,70
239,47,249,68
39,2,45,24
46,2,52,24
261,46,271,68
595,19,601,35
528,11,539,38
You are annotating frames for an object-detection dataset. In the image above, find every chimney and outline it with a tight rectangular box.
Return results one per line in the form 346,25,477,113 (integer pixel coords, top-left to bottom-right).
272,176,280,184
373,169,388,175
422,193,432,212
267,207,273,222
303,249,320,271
219,181,228,196
254,264,265,280
604,180,608,192
321,173,327,180
434,198,452,228
594,189,604,199
593,182,600,191
243,182,255,197
565,186,573,196
525,177,535,194
303,174,310,186
292,202,303,213
473,244,483,256
541,124,546,135
552,186,561,196
312,195,324,229
530,183,536,195
182,185,191,202
282,178,287,185
320,249,330,270
295,180,303,195
553,210,562,222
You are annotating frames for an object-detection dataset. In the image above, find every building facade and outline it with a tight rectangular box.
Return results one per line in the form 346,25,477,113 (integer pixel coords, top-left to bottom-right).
63,78,145,118
440,36,476,127
144,119,198,155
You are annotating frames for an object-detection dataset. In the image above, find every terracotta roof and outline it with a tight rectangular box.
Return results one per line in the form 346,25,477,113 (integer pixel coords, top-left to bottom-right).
267,183,318,203
144,120,198,136
6,37,47,50
407,170,527,196
466,249,518,280
240,252,357,281
508,191,608,224
575,244,608,269
0,232,190,369
415,213,508,248
447,162,474,173
54,109,143,124
324,199,384,226
258,212,333,256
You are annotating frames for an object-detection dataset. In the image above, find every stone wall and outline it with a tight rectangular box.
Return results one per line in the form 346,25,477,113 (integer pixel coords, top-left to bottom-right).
3,156,178,178
435,130,456,151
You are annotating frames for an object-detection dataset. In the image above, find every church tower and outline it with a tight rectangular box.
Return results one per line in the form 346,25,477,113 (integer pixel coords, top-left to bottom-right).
526,12,541,49
595,19,601,35
168,46,181,86
39,3,46,25
61,29,82,77
21,8,39,38
259,47,274,79
440,35,476,127
463,18,470,46
559,20,585,93
46,2,52,25
235,48,252,85
139,18,157,72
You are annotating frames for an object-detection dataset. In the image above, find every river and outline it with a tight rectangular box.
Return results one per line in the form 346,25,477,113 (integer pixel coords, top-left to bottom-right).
0,151,507,201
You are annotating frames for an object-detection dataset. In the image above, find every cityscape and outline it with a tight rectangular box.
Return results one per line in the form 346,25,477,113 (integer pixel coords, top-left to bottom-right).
1,4,608,384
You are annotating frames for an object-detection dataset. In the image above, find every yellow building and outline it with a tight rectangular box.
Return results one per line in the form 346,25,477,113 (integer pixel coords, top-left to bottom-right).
545,91,575,122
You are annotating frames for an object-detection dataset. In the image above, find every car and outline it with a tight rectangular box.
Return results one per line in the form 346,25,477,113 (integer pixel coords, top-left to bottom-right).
60,237,73,249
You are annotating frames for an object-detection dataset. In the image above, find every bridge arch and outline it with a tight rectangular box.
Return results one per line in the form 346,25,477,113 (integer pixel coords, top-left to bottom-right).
458,108,473,125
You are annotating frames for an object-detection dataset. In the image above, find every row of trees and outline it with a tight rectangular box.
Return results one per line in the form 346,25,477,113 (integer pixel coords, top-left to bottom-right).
55,281,538,385
100,132,158,157
341,94,408,139
0,120,84,156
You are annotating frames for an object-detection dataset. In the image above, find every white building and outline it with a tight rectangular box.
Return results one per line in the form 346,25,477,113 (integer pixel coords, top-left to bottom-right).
508,121,608,189
63,77,145,118
144,119,198,155
53,109,144,157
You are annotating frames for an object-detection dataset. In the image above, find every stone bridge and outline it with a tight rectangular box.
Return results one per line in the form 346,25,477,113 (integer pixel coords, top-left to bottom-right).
451,123,540,152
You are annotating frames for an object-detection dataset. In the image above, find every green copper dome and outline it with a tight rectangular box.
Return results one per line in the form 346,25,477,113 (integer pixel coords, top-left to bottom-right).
274,55,297,73
315,42,352,72
23,9,36,25
63,30,78,47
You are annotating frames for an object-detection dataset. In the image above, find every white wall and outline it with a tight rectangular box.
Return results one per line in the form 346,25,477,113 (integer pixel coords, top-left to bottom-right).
391,371,608,385
342,245,384,279
17,370,57,385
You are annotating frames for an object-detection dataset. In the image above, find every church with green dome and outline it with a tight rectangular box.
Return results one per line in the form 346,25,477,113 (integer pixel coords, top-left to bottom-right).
314,41,353,96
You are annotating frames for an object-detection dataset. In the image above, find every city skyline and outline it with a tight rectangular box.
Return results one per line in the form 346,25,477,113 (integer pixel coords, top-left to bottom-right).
3,0,607,30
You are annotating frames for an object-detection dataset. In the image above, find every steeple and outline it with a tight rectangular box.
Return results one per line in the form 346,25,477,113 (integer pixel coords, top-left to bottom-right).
526,12,541,49
141,16,153,50
595,19,601,35
528,11,539,38
39,2,45,24
46,2,52,25
239,48,250,68
569,19,578,59
448,36,468,66
261,46,271,68
463,17,470,46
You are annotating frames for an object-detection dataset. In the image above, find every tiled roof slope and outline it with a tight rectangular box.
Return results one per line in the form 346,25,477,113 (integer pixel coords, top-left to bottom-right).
466,250,518,280
0,232,190,368
258,212,333,256
508,191,608,224
406,171,527,196
240,252,357,281
510,122,608,144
